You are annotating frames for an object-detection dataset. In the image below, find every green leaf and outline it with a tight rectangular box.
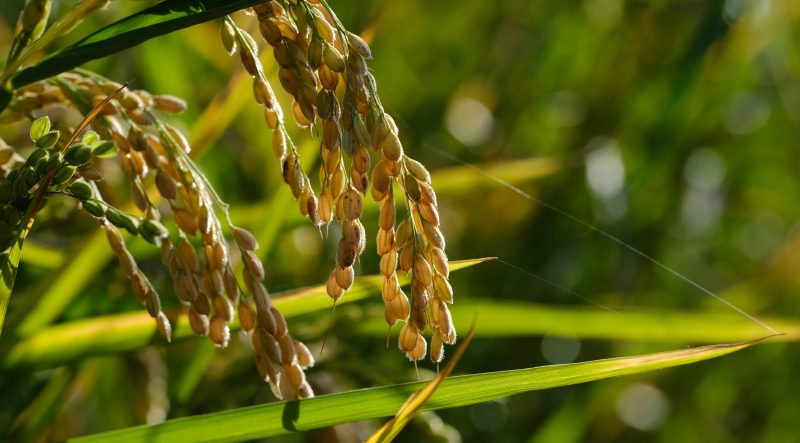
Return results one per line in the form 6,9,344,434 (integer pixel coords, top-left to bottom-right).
64,338,767,443
0,228,25,338
356,299,796,344
10,0,268,89
3,259,490,369
81,131,99,146
29,117,50,142
6,366,73,442
19,242,66,269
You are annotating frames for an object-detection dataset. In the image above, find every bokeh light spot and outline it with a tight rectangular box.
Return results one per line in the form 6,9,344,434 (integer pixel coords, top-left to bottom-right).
445,97,494,146
541,334,581,365
615,383,670,431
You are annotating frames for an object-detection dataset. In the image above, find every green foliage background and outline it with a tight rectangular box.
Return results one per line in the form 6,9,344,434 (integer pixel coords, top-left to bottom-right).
1,0,800,442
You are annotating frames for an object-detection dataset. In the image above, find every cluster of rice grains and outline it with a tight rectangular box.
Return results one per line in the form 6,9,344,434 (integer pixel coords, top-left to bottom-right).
0,71,314,400
221,0,457,368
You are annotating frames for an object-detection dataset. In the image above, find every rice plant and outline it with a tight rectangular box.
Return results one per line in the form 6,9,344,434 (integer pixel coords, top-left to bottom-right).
0,0,792,442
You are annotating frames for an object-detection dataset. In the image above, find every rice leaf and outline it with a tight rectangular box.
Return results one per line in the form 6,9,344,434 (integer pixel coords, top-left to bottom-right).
356,299,797,344
3,259,491,368
0,228,26,338
65,337,767,443
9,0,267,90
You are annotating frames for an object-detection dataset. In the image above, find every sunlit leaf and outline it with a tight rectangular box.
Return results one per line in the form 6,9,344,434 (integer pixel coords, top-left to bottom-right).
356,299,797,344
3,259,490,369
0,229,26,338
9,0,267,90
65,338,767,443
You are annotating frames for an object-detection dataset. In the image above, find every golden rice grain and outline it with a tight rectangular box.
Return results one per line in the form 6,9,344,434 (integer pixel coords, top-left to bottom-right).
154,95,187,115
294,339,315,368
157,312,172,342
422,219,445,250
377,228,394,256
342,187,362,220
233,226,259,251
326,270,344,300
334,264,354,290
256,303,278,336
346,32,372,59
379,195,395,231
407,334,426,361
173,272,198,303
399,322,418,353
430,331,444,363
209,315,231,347
220,21,237,55
390,290,410,320
380,250,397,276
385,303,398,326
117,249,136,277
419,199,439,226
383,132,403,161
194,291,211,315
238,300,256,332
106,225,124,253
382,274,398,302
189,307,209,336
336,239,356,268
433,274,453,303
399,244,413,273
269,306,286,338
173,208,199,235
177,239,198,271
144,290,161,317
278,333,296,364
319,63,339,90
244,250,265,279
155,169,177,200
286,361,305,388
259,18,282,47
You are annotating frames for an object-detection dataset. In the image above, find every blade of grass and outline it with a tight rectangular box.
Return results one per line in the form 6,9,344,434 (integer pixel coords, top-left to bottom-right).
3,259,490,369
19,242,66,269
65,337,768,443
172,339,216,404
0,230,26,338
365,320,476,443
5,366,74,442
8,0,268,90
356,299,800,344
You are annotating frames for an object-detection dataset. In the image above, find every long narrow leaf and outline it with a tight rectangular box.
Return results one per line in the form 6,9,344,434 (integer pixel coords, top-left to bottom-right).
66,338,767,443
10,0,266,89
356,299,798,344
3,259,490,368
0,229,25,337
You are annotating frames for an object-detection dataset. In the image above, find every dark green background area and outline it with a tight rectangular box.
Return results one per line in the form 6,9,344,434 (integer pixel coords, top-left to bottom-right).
1,0,800,442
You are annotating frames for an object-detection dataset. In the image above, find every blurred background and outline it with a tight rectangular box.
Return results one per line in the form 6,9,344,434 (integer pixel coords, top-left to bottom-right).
2,0,800,442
